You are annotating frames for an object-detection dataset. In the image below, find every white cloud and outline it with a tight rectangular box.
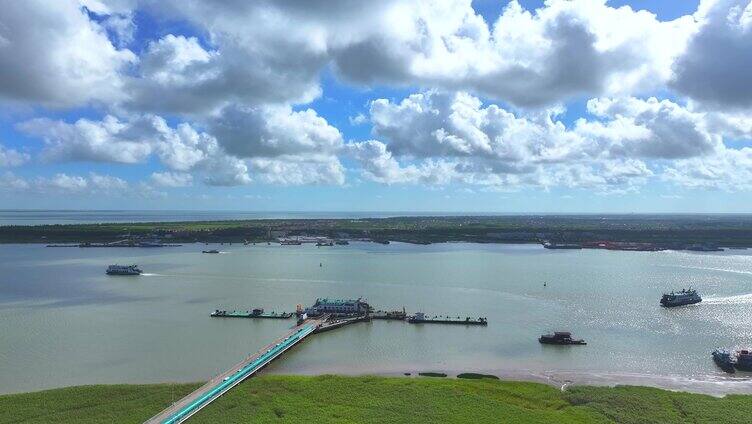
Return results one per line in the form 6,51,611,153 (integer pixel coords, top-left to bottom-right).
663,147,752,190
0,144,29,167
150,171,193,187
209,105,343,158
89,173,128,191
249,155,345,186
351,90,751,191
37,173,89,192
0,0,135,107
0,172,30,190
18,116,153,164
671,0,752,109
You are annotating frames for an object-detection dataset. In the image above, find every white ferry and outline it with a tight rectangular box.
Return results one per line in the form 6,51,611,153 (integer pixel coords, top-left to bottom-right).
106,264,142,275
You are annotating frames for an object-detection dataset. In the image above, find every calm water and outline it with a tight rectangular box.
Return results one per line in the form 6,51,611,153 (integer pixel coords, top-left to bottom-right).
1,242,752,395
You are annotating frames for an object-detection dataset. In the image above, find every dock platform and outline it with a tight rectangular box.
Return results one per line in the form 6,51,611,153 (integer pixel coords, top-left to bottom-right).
210,309,292,319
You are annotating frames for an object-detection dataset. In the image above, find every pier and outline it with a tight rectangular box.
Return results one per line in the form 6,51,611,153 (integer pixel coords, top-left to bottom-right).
146,299,487,423
210,309,293,319
145,316,326,424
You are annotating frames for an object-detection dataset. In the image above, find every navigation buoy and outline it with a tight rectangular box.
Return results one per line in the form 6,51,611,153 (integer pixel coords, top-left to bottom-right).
319,262,322,267
543,282,547,287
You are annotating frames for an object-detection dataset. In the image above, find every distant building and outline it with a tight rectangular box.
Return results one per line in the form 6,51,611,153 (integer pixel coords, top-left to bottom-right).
304,298,371,316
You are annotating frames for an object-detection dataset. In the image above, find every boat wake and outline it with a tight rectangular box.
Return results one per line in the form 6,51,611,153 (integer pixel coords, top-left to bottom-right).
140,273,162,277
703,293,752,305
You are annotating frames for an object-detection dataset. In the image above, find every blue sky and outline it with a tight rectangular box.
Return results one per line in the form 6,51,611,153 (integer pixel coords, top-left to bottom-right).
1,0,752,212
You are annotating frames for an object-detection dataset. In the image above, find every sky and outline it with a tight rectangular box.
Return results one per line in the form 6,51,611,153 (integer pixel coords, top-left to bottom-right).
1,0,752,213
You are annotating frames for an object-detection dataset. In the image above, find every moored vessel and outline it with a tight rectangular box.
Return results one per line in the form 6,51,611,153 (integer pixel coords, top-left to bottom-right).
538,331,586,345
105,264,142,275
735,349,752,372
712,349,736,373
660,288,701,307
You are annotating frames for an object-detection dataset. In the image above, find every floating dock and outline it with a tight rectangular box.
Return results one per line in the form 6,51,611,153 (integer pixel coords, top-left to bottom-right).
211,309,292,319
370,309,407,320
407,313,487,326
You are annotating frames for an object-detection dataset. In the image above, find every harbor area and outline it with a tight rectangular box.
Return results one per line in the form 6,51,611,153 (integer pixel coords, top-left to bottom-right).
213,297,489,328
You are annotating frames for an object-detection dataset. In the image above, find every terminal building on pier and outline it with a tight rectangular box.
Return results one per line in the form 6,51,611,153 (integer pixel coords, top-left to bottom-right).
303,298,371,316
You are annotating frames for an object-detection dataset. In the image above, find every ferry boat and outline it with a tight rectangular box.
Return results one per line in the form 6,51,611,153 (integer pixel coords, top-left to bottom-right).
106,264,142,275
660,288,701,307
538,331,586,345
712,349,736,373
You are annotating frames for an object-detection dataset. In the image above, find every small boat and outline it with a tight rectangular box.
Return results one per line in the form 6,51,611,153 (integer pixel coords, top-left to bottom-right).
202,249,220,254
539,331,586,345
660,288,701,307
735,349,752,372
106,264,142,275
712,349,736,373
316,241,334,247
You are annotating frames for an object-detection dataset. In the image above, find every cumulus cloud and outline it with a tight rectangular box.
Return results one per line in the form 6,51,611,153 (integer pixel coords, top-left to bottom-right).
0,172,30,190
0,172,136,195
672,0,752,109
209,105,343,158
0,144,29,167
17,114,253,186
249,156,346,186
0,0,135,107
663,148,752,190
106,0,695,113
351,90,751,191
18,116,153,164
150,171,193,187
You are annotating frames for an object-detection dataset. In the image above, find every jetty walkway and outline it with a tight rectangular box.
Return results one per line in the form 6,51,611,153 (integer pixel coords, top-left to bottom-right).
145,316,327,424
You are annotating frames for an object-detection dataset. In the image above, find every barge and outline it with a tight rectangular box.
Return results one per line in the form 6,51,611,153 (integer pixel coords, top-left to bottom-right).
211,308,292,319
407,312,487,326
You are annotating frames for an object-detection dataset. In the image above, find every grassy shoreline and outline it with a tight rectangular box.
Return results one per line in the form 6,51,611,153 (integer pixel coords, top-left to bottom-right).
2,375,751,423
3,214,752,246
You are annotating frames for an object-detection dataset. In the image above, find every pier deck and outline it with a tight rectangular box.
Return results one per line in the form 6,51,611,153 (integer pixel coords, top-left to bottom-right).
144,317,326,424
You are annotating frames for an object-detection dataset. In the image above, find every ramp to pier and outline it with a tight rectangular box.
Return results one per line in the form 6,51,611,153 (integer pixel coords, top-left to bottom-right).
145,318,324,424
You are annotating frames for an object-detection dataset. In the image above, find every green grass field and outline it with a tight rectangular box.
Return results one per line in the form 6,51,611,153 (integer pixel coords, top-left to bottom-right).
1,376,751,424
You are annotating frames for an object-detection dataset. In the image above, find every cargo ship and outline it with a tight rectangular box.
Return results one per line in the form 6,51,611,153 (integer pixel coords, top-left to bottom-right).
210,308,292,319
407,312,487,326
106,264,142,275
660,288,701,307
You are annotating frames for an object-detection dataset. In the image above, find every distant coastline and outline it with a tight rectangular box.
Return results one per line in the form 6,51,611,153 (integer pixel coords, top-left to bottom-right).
2,213,752,249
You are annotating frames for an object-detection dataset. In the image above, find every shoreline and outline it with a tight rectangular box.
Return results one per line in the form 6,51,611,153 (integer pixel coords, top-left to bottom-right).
4,369,749,398
2,215,752,248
